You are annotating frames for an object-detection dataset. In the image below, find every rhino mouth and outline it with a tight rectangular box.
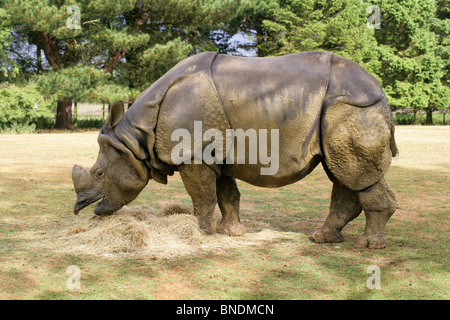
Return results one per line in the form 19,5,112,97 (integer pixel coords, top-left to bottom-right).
74,194,122,216
74,193,104,215
94,195,123,216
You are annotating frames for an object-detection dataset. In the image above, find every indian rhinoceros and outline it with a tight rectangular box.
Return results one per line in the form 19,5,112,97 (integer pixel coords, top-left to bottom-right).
72,51,397,249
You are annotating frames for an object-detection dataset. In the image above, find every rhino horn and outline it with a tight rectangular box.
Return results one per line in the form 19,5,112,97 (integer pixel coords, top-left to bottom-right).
72,165,103,215
72,165,94,193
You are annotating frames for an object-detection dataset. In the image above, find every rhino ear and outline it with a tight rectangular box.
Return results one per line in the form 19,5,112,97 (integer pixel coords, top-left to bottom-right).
107,101,125,128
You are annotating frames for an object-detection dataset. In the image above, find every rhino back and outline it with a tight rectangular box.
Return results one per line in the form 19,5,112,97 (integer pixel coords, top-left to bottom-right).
323,54,385,107
211,52,332,128
155,71,230,168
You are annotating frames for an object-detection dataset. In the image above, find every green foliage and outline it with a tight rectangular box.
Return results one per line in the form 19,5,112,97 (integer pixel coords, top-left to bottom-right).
0,7,19,79
75,117,104,129
371,0,449,115
257,0,378,60
127,38,194,88
216,0,278,55
0,122,37,133
393,111,450,125
246,0,448,121
84,84,141,104
119,0,255,90
1,0,254,129
0,83,54,132
36,65,109,101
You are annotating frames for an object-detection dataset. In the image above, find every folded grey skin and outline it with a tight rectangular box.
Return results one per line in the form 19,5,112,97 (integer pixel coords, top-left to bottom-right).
71,117,152,216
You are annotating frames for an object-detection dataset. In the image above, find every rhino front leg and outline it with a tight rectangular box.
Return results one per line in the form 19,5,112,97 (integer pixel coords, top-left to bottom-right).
355,177,397,249
310,180,362,243
178,164,217,234
216,175,246,236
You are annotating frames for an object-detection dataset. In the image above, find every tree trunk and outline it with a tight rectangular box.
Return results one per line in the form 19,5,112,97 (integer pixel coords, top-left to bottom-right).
55,100,73,130
36,44,42,71
39,32,62,69
73,101,78,128
103,49,128,74
425,107,433,125
413,108,421,125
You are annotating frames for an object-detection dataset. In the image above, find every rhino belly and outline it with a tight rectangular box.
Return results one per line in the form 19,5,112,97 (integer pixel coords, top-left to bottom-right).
222,155,322,188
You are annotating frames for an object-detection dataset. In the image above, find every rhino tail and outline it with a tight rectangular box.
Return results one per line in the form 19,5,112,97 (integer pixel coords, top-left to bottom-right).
381,97,398,159
390,135,398,158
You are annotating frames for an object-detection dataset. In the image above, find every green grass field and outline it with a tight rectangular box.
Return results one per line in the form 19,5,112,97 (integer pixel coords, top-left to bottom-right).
0,126,449,300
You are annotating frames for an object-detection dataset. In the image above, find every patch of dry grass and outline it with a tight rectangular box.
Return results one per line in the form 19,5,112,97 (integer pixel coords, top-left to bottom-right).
391,126,450,171
47,204,297,259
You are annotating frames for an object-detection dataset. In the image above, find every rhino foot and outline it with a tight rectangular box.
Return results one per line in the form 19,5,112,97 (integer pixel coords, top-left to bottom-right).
353,235,387,249
218,222,246,237
310,227,344,243
197,217,216,235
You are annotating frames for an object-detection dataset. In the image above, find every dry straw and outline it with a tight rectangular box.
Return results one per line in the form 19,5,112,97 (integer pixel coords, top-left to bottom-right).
54,203,299,259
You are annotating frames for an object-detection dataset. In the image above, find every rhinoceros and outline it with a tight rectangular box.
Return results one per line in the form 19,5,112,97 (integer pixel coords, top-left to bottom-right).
72,51,397,249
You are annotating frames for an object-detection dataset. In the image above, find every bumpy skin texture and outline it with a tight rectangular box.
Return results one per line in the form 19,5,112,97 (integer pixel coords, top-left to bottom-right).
72,51,397,249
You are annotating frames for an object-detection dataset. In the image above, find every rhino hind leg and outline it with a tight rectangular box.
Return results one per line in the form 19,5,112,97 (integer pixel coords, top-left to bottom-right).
355,177,397,249
321,100,394,191
216,175,246,236
310,180,362,244
320,100,397,248
178,164,218,235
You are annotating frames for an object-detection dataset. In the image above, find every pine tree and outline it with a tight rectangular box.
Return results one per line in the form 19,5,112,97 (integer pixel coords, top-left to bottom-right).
4,0,253,129
373,0,449,124
0,6,21,80
237,0,448,121
253,0,379,65
0,8,11,78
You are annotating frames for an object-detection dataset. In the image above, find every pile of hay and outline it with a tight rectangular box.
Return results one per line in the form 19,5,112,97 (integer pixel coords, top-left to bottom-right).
55,204,298,259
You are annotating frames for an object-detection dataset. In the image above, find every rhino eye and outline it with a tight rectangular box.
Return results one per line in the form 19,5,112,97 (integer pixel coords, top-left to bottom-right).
96,169,105,179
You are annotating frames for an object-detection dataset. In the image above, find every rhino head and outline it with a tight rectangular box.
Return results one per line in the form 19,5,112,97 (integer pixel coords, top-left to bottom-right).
72,100,159,216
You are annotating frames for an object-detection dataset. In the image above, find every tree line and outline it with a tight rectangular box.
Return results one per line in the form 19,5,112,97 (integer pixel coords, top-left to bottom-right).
0,0,448,131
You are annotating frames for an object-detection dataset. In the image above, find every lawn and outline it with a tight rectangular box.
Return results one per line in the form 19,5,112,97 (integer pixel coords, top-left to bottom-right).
0,126,448,300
